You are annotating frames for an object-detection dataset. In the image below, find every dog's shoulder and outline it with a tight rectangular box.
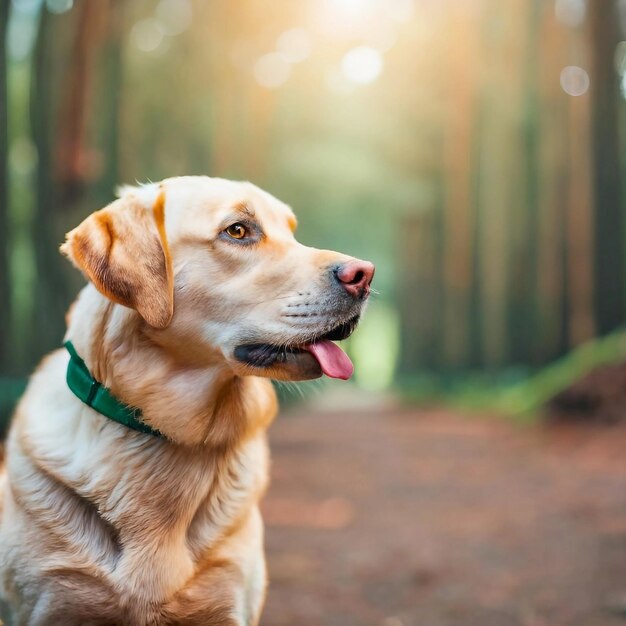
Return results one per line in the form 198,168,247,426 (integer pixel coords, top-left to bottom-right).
10,348,71,435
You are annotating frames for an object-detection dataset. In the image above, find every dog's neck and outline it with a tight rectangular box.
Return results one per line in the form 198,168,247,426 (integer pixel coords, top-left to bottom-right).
65,285,277,446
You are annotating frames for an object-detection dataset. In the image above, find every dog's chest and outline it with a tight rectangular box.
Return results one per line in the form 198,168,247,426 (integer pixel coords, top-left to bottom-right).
82,435,268,598
5,417,268,614
103,439,267,601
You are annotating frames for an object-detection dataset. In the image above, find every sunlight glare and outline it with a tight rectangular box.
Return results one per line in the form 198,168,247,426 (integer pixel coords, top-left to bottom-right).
326,67,355,95
326,0,378,19
365,21,398,52
388,0,415,24
341,46,383,84
313,0,380,39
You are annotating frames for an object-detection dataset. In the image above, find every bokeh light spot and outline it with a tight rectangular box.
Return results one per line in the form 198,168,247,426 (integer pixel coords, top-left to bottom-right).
253,53,292,88
341,46,383,84
351,303,399,391
276,28,312,64
46,0,73,14
9,137,38,176
554,0,586,27
155,0,192,36
131,18,164,53
560,65,589,96
10,0,41,11
7,6,40,61
615,41,626,75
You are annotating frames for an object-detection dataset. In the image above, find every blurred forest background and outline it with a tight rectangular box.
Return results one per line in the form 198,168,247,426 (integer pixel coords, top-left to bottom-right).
2,0,626,414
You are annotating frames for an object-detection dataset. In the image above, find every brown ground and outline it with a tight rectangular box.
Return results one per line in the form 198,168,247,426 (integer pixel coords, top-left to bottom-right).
261,406,626,626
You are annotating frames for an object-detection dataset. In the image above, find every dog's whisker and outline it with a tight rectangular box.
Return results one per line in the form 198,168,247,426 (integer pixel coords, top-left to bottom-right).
241,294,304,308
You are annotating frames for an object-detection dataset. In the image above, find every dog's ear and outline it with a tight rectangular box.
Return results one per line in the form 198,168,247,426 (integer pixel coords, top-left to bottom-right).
61,189,174,329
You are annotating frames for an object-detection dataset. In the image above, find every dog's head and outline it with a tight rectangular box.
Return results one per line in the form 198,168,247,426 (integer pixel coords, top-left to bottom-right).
61,176,374,382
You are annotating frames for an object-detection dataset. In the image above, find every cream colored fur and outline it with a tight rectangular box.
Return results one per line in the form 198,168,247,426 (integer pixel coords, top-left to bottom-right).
0,177,370,625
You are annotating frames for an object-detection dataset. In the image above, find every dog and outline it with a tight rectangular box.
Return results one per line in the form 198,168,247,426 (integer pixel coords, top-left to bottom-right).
0,176,374,625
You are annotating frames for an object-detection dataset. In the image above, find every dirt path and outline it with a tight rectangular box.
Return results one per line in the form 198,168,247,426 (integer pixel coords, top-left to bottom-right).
261,408,626,626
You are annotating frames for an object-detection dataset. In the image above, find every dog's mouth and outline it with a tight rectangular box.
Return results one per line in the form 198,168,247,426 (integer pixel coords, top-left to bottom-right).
234,316,360,380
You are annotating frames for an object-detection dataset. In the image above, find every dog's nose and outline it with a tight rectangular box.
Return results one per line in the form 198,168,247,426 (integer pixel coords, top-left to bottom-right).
334,260,375,298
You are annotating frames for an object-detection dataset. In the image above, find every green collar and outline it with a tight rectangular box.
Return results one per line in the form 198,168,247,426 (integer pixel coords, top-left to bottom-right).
64,341,165,439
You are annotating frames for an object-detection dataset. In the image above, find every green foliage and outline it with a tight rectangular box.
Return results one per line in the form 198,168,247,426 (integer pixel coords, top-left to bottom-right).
401,327,626,422
0,378,26,438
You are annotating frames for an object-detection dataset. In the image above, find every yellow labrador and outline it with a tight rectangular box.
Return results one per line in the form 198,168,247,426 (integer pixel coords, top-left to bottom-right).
0,177,374,625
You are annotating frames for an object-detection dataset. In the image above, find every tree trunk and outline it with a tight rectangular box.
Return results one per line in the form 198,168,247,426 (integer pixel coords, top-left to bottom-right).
30,2,104,366
476,0,526,368
31,8,67,365
441,5,478,368
533,4,566,363
507,0,541,365
589,0,624,335
96,0,123,205
398,206,444,374
565,11,594,347
0,0,10,372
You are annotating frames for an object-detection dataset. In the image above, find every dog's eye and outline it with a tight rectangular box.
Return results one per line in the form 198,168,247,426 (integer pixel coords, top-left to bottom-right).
225,223,247,240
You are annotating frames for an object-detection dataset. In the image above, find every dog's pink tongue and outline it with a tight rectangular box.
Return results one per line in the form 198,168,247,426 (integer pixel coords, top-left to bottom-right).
305,340,354,380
